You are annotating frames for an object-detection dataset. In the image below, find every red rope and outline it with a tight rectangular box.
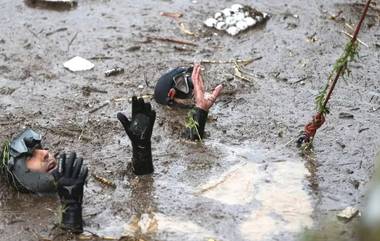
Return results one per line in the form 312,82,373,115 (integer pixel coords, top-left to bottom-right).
297,113,325,145
304,113,325,140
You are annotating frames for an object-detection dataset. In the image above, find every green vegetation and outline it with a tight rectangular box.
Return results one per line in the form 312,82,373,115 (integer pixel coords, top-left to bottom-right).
316,41,359,114
1,141,10,174
1,141,20,191
185,109,202,142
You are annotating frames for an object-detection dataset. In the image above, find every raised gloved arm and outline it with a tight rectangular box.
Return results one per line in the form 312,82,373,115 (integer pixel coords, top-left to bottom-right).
187,64,223,140
52,152,88,234
117,97,156,175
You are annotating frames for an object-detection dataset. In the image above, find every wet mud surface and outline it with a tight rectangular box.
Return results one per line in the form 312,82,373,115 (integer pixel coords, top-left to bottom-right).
0,0,379,240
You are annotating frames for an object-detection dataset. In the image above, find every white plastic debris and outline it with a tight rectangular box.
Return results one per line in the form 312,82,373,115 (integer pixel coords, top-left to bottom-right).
234,12,245,21
214,12,223,20
256,16,264,23
222,8,233,17
63,56,94,72
337,207,360,222
231,4,244,12
226,26,239,36
245,17,257,27
204,18,218,28
236,20,249,31
203,4,269,36
225,16,237,26
215,22,227,31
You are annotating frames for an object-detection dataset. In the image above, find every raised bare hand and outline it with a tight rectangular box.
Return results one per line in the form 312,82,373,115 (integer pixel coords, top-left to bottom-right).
192,63,223,111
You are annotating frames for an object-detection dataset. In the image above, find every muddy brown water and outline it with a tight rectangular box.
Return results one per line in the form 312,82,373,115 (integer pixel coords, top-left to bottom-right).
0,0,379,240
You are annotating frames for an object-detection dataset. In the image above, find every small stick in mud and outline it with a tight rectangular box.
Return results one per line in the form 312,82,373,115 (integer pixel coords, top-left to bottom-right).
81,86,108,96
178,22,195,36
88,101,110,114
24,26,39,39
196,57,262,65
67,31,78,51
146,36,197,46
160,12,195,36
233,60,255,82
104,67,124,77
160,12,183,20
341,30,369,47
45,27,67,37
92,173,116,188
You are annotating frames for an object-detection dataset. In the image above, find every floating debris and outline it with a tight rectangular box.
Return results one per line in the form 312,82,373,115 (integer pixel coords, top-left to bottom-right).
63,56,94,72
92,173,116,188
204,4,269,36
337,206,359,222
0,87,16,95
126,46,141,52
82,86,108,96
105,67,124,77
160,12,183,19
39,0,76,3
45,27,67,37
89,101,110,114
25,0,78,10
146,36,197,46
339,112,354,119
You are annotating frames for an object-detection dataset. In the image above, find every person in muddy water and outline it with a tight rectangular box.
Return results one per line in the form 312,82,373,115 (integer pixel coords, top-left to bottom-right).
154,63,223,140
0,129,88,234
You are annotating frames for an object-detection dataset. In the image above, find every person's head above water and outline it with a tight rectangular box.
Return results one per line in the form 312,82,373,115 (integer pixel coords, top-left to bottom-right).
1,129,57,193
154,64,224,112
154,66,194,108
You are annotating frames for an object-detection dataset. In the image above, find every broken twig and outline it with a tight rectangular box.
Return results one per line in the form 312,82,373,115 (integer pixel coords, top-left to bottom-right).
178,22,195,36
92,173,116,188
67,32,78,51
160,12,183,20
89,101,110,114
146,36,197,46
197,57,262,65
341,30,369,47
46,27,67,37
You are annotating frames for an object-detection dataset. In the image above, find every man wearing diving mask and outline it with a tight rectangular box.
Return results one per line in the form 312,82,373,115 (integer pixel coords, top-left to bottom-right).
154,63,223,140
0,97,156,235
1,129,88,233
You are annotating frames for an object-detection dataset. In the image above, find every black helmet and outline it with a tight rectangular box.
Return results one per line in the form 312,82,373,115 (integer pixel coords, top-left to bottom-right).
154,67,194,107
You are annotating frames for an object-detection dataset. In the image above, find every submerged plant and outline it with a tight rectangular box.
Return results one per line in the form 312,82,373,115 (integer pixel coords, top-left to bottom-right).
1,141,20,192
316,41,359,115
185,109,202,142
332,41,359,78
315,84,330,115
0,141,10,173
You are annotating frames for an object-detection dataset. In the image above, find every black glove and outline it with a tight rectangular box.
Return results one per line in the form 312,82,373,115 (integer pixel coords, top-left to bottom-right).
186,107,208,141
117,96,156,175
52,152,88,234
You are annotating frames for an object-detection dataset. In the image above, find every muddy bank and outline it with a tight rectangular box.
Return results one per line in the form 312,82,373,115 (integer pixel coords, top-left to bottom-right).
0,0,379,240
